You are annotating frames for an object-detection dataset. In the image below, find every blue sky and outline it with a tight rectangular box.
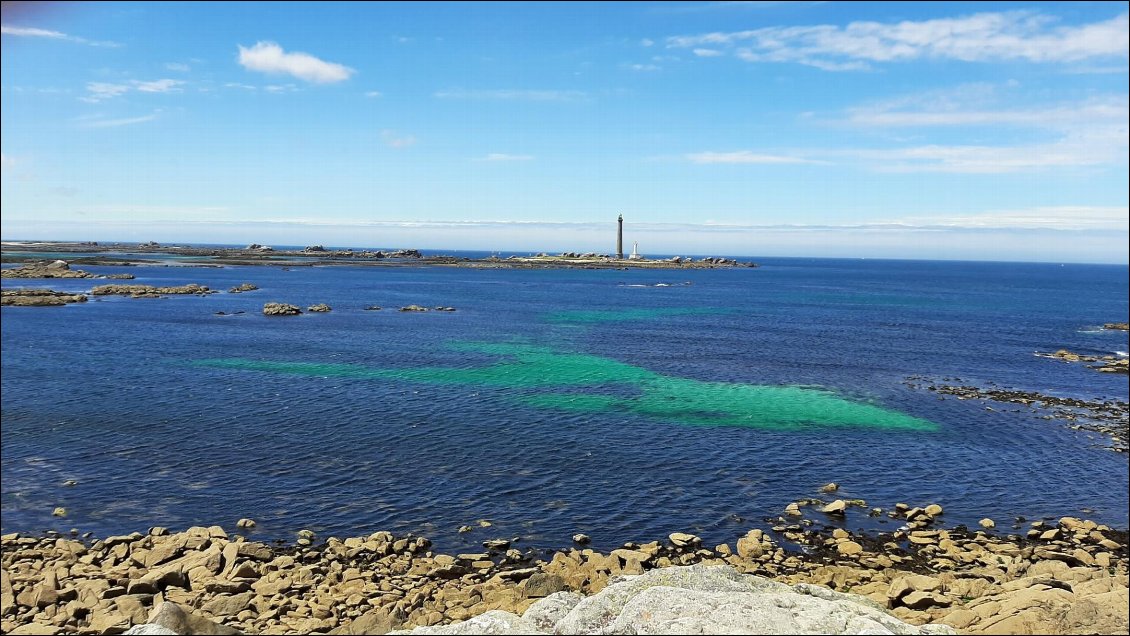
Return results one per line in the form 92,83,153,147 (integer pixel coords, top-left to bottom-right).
1,1,1127,262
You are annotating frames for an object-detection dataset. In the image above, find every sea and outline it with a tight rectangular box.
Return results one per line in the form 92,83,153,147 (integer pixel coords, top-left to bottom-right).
2,250,1128,551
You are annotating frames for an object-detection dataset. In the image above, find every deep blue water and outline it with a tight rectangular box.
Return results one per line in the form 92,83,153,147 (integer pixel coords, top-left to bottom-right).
2,257,1127,550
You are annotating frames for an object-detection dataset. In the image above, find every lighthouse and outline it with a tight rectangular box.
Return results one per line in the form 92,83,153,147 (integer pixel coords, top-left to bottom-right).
617,214,624,259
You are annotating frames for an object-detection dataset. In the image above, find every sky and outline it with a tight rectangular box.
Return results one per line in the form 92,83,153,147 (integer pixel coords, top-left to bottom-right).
1,1,1127,263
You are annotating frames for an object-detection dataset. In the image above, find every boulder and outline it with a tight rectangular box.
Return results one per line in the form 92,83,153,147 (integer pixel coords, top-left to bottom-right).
543,565,953,635
523,592,584,632
135,601,242,635
307,303,332,312
822,500,847,515
400,305,429,312
228,283,258,294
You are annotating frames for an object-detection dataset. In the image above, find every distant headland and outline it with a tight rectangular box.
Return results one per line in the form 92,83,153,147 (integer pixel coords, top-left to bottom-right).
0,240,758,270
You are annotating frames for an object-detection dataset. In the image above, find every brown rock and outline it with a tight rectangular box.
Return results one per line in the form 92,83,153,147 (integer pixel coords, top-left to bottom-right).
822,500,847,515
329,605,406,635
201,592,255,617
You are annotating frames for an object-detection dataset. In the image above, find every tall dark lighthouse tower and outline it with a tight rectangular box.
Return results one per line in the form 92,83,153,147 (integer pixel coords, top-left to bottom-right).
617,214,624,259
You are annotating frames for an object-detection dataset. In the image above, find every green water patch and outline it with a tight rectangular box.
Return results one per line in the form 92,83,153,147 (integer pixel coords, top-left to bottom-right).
194,343,936,432
544,307,728,325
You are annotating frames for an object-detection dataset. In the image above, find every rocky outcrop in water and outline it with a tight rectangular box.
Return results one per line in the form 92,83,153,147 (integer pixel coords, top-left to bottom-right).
906,376,1128,453
1,260,97,279
1103,323,1129,331
307,304,332,312
1,289,88,307
400,305,429,312
262,303,302,316
229,283,259,294
91,283,215,298
1037,349,1128,374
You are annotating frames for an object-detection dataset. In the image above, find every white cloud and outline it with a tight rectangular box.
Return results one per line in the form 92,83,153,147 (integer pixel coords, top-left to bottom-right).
433,88,588,101
625,63,661,72
224,82,258,91
78,113,159,128
134,79,184,93
1,24,120,47
898,206,1129,231
80,79,185,102
80,82,131,103
264,84,300,94
477,153,534,161
693,48,724,57
364,90,383,98
854,137,1126,173
165,62,191,72
641,38,655,47
830,88,1129,173
381,130,416,148
686,150,824,164
237,41,355,84
667,11,1130,70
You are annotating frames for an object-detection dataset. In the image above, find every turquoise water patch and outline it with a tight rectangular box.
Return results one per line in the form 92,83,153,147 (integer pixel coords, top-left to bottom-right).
195,343,936,431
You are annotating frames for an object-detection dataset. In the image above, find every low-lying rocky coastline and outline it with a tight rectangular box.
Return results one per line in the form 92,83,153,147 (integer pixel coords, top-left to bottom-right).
1,242,758,270
3,503,1126,635
1,261,135,281
1037,349,1128,374
1,289,88,307
906,376,1129,454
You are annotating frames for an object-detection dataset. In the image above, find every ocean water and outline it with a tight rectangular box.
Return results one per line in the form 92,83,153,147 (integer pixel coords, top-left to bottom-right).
2,257,1127,550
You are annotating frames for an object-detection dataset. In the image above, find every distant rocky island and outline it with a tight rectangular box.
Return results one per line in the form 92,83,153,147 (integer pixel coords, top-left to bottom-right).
1,241,758,270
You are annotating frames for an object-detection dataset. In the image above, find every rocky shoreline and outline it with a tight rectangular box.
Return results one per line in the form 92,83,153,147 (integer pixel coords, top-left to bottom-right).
3,502,1127,635
1,242,758,270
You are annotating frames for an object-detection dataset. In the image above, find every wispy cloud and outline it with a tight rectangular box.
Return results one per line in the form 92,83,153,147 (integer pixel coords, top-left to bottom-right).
898,206,1129,231
80,79,184,102
853,139,1125,173
624,63,661,72
693,48,724,57
686,150,825,164
134,79,184,93
165,62,191,72
77,113,160,128
381,130,416,148
433,88,588,102
264,84,300,94
841,85,1129,129
476,153,534,162
830,87,1129,172
237,41,355,84
80,82,131,103
667,11,1130,70
364,90,383,98
1,24,120,47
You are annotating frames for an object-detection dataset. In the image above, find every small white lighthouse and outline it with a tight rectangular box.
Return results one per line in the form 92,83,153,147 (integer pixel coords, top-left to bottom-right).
628,241,641,260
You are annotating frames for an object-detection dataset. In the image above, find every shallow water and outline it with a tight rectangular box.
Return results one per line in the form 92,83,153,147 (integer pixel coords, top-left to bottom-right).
2,257,1127,550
